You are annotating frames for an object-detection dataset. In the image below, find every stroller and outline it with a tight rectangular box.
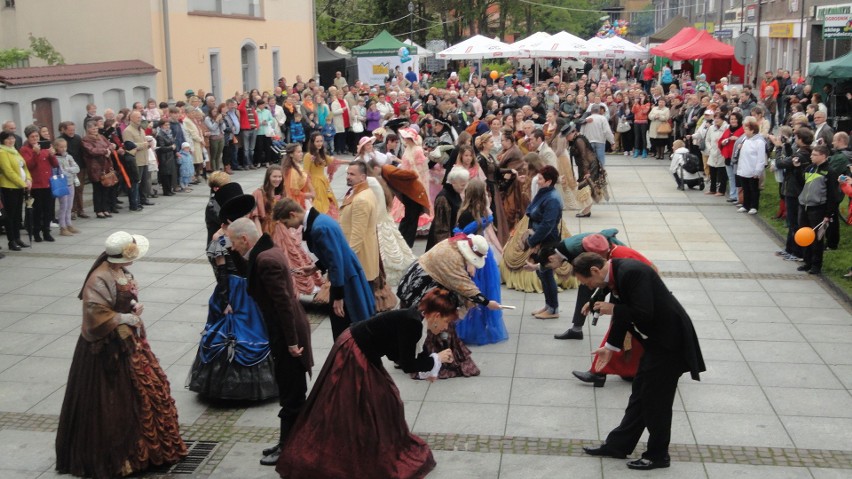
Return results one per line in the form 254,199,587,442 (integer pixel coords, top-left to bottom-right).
671,151,705,191
269,139,288,163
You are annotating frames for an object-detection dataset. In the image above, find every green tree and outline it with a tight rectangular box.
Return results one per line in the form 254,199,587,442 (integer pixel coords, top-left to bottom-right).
0,34,64,69
28,34,65,65
0,48,30,69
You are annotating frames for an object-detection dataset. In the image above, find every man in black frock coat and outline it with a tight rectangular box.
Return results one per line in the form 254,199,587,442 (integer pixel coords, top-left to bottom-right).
226,217,313,466
572,253,705,470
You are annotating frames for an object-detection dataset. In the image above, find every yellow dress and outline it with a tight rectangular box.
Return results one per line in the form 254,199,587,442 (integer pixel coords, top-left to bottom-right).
303,153,338,219
499,216,578,293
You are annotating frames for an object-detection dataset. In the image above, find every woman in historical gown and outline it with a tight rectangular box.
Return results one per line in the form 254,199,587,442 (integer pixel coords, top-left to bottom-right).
390,127,433,232
550,125,580,211
500,153,577,293
252,165,324,297
396,234,504,378
453,180,508,345
303,131,340,219
281,143,314,209
187,184,278,400
496,129,529,235
425,167,469,252
367,174,417,286
474,132,510,245
566,123,609,218
276,289,457,479
56,231,187,479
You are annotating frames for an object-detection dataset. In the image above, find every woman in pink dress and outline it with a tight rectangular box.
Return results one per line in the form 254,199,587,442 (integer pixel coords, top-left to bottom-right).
251,165,324,297
390,127,433,232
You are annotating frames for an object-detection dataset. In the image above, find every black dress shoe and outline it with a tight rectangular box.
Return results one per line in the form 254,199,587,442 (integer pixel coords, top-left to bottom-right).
582,445,626,459
43,232,55,242
555,329,583,340
116,199,124,204
33,235,43,243
573,370,606,387
575,212,592,218
627,457,670,470
16,240,30,248
261,443,281,456
259,445,281,466
142,201,155,206
8,242,21,251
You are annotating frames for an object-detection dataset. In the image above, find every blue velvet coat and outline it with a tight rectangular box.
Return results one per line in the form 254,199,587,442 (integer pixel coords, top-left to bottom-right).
304,208,375,323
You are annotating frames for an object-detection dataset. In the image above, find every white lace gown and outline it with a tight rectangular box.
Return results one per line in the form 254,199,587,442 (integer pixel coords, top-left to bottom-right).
367,177,418,286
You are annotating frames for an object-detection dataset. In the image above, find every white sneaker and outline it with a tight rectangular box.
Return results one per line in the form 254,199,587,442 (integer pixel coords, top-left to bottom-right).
737,207,747,213
748,208,758,215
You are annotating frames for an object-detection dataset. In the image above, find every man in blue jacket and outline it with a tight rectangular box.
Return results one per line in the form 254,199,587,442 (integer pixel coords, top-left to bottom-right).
273,198,375,339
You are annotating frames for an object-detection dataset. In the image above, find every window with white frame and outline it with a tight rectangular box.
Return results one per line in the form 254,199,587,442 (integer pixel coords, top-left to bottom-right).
189,0,261,18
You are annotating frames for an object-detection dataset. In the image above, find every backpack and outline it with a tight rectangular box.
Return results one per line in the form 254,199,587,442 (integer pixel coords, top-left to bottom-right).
682,153,702,174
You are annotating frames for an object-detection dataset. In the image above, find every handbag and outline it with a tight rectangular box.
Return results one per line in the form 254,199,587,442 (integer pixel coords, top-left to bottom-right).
656,122,672,135
616,118,631,133
50,168,70,198
100,170,118,187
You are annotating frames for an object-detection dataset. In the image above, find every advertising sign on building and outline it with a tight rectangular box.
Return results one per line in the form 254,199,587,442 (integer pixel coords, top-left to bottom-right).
769,23,794,38
823,13,852,39
714,29,734,39
815,3,852,21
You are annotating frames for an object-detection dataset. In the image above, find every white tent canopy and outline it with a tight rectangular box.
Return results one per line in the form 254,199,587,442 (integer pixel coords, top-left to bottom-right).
404,38,433,57
524,31,601,58
436,35,519,60
585,36,649,59
509,32,551,58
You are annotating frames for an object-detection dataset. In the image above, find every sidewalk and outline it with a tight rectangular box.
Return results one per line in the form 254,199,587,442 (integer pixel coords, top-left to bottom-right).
1,155,851,478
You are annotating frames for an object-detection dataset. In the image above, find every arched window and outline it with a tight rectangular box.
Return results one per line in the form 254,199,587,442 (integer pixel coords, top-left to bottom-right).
241,42,258,92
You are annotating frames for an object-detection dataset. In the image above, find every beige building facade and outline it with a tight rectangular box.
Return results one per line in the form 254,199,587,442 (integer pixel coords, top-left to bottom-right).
0,0,316,101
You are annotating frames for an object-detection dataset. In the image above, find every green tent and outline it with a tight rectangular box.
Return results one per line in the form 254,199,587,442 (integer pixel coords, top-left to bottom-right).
351,30,417,57
809,51,852,79
808,51,852,92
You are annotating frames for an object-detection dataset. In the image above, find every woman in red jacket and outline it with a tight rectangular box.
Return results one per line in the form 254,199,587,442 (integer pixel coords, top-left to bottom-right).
718,112,744,204
19,125,59,242
631,94,651,158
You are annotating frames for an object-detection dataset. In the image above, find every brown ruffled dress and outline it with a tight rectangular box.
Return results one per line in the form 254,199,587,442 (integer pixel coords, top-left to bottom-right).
56,259,186,479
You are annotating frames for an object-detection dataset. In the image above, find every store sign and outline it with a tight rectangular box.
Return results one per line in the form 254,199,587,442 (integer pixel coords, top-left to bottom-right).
769,23,794,38
823,13,852,39
714,29,734,38
816,4,852,21
746,5,757,20
695,22,715,31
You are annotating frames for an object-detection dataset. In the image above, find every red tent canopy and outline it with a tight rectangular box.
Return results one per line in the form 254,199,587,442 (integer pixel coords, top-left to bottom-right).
668,30,736,61
649,27,700,57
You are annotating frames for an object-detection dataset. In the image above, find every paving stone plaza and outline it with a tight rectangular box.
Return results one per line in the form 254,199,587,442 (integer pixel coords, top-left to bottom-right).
1,155,851,478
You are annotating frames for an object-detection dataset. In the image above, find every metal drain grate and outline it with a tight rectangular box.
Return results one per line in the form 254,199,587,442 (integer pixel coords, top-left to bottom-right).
149,440,219,475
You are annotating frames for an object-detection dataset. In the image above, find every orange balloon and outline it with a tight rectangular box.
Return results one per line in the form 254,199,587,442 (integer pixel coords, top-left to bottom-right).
794,227,815,247
490,70,499,80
